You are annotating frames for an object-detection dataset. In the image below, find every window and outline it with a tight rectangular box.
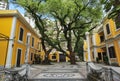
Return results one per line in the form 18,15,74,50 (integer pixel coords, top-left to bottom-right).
16,49,22,67
52,55,56,59
106,24,110,34
98,53,102,60
31,53,33,61
92,52,94,59
108,46,116,58
115,13,120,29
26,36,29,44
19,27,24,41
32,37,34,47
100,35,104,42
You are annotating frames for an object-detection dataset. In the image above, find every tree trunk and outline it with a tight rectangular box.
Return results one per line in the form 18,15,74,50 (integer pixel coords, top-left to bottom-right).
41,38,51,64
70,52,76,64
67,30,76,64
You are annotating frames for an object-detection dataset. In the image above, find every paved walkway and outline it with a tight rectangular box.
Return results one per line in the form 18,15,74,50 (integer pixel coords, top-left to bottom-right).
28,62,87,81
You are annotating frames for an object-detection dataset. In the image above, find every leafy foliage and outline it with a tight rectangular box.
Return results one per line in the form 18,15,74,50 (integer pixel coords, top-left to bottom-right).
100,0,120,19
15,0,103,64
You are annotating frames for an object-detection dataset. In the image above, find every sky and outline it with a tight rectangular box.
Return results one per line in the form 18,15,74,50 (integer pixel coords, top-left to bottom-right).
9,1,25,14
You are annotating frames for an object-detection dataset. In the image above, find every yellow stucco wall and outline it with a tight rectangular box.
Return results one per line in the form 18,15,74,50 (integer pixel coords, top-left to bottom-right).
0,17,13,66
103,19,120,65
0,10,41,67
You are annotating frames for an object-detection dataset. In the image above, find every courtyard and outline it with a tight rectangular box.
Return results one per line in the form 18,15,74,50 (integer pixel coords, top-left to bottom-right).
28,62,87,81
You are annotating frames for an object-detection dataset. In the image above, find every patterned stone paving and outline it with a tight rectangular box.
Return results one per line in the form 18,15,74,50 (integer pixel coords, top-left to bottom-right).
28,62,87,81
42,69,77,73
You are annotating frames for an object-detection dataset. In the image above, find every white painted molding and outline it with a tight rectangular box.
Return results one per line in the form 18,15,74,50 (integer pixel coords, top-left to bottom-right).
85,32,91,61
5,17,17,68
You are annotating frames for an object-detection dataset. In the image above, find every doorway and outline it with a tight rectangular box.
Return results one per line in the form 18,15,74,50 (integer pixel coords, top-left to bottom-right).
16,49,21,67
59,54,66,62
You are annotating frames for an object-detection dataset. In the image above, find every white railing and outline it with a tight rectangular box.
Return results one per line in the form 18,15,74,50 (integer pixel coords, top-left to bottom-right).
86,62,120,81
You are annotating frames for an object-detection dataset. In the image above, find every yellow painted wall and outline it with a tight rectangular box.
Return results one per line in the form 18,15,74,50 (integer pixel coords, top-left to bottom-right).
0,17,13,36
83,40,88,61
0,17,13,66
103,19,120,65
113,39,120,65
0,10,41,67
66,51,70,62
103,19,115,39
11,18,41,67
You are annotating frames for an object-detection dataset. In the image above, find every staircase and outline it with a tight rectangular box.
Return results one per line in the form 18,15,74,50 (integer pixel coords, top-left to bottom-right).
28,63,88,81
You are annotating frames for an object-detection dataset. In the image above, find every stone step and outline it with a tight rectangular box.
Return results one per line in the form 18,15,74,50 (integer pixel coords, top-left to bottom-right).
28,79,88,81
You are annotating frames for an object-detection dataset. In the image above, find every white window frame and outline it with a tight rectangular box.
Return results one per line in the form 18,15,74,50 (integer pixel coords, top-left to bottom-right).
118,40,120,48
108,44,116,58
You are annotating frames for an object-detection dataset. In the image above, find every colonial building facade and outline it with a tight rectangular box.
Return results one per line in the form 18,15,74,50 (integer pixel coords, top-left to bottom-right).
84,18,120,66
0,10,41,68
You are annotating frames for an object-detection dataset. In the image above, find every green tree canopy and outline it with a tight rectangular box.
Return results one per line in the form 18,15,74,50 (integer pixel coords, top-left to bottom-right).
15,0,103,64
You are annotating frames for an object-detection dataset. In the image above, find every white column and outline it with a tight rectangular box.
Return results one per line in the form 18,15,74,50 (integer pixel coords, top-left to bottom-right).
92,33,98,61
84,53,86,61
5,17,17,68
106,44,111,64
25,33,31,63
85,32,91,61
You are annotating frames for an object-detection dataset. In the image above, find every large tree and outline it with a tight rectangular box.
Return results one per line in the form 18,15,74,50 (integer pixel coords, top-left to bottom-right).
15,0,103,64
101,0,120,18
101,0,120,29
44,0,102,64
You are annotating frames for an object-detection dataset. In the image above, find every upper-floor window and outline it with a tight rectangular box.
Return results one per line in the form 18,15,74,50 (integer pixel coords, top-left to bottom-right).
26,36,29,44
19,27,24,41
32,37,34,47
100,35,104,42
108,46,116,58
106,24,110,35
115,13,120,30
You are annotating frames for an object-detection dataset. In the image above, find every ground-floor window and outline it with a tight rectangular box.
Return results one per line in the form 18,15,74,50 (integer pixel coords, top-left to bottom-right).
98,53,102,60
92,52,94,59
31,53,33,61
52,55,56,59
108,46,116,58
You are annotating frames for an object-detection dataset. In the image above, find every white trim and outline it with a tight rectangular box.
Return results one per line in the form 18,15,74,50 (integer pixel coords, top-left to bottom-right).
107,43,116,59
92,33,98,61
106,44,111,64
25,33,31,63
118,40,120,47
108,43,114,47
5,17,17,68
15,48,22,67
85,32,91,61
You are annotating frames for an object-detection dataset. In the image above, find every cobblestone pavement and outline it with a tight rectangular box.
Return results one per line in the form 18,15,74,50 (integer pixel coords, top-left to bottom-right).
28,62,87,81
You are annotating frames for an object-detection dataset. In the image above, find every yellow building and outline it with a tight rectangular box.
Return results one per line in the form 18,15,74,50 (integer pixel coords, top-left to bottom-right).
0,10,41,68
103,19,120,65
83,40,88,61
84,18,120,66
48,51,70,62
